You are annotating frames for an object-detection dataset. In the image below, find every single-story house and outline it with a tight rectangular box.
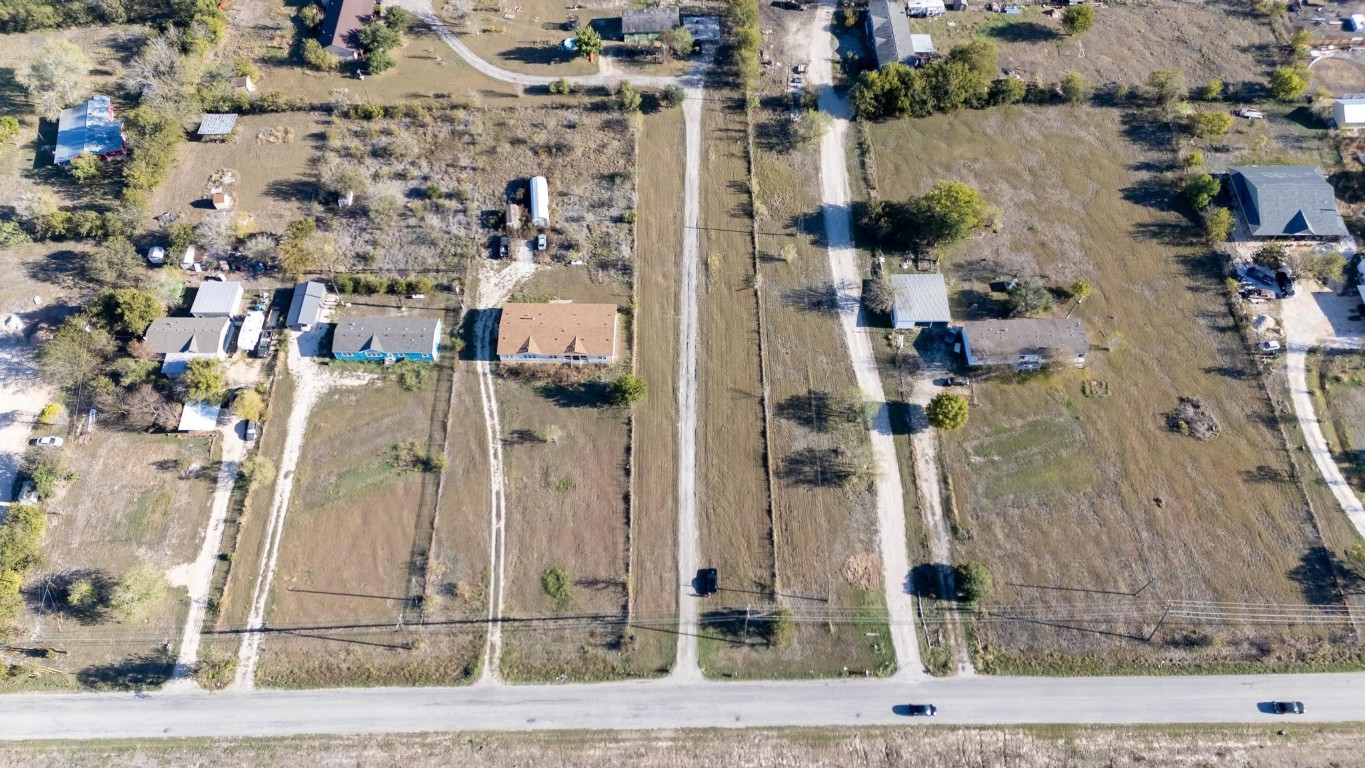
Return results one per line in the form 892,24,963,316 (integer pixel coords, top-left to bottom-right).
54,95,126,166
867,0,917,69
622,7,681,42
144,316,232,376
1228,165,1349,240
907,0,947,17
190,280,244,318
332,316,442,362
497,302,619,364
1332,97,1365,129
890,273,952,328
320,0,377,59
287,281,327,332
197,113,239,141
960,318,1088,370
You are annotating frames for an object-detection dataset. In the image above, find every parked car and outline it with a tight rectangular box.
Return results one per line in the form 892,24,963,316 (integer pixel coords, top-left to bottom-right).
1276,271,1295,297
906,704,937,716
696,568,718,597
244,421,258,442
1271,701,1305,714
18,481,38,505
498,236,510,259
1258,340,1282,353
536,233,547,251
945,376,969,387
30,436,63,448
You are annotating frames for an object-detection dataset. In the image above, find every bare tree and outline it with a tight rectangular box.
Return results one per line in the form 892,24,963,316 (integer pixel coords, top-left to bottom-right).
18,41,91,120
195,213,235,256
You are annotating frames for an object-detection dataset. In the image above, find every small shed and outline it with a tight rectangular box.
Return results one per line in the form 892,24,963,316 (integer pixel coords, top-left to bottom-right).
147,246,166,266
178,401,222,432
529,176,550,227
506,202,522,231
232,76,257,95
212,190,234,210
197,114,239,142
889,273,952,328
287,280,327,332
910,34,934,61
1333,97,1365,129
1348,14,1365,32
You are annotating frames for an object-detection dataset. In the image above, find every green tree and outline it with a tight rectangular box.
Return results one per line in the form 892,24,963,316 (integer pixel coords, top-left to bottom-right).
0,570,21,628
107,562,167,620
617,81,642,113
1007,279,1054,317
988,76,1026,105
1186,110,1233,138
954,561,993,605
1199,78,1224,101
1183,173,1220,210
0,115,19,143
549,77,573,95
946,39,998,78
1269,66,1308,102
573,26,602,60
1060,71,1090,103
232,389,265,422
302,39,341,72
771,607,795,648
1184,150,1205,168
68,153,104,183
610,373,647,406
864,274,895,315
107,287,165,334
0,504,47,574
1297,250,1347,284
1203,206,1233,245
87,237,141,288
17,40,90,120
66,578,99,610
926,392,970,430
1069,280,1092,302
1061,4,1094,35
662,26,694,57
37,403,63,425
660,84,684,108
909,180,988,252
38,318,114,395
183,358,228,404
383,5,411,30
112,357,158,388
359,21,401,53
366,48,396,75
1147,69,1185,105
299,3,324,28
1253,242,1287,270
541,565,571,608
22,446,63,498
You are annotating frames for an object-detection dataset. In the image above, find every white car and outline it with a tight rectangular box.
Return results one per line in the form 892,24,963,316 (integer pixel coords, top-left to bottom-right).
31,436,64,447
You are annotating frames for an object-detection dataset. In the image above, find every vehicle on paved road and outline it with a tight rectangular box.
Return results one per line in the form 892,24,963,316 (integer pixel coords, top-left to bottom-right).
906,704,937,716
1271,701,1305,714
31,436,64,447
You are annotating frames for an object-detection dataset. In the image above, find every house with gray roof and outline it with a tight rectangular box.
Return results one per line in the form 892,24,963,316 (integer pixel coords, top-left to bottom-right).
190,281,244,318
1228,165,1348,240
961,318,1088,371
622,8,680,42
54,95,126,165
144,317,232,376
867,0,920,68
332,316,442,362
890,273,951,328
287,281,327,332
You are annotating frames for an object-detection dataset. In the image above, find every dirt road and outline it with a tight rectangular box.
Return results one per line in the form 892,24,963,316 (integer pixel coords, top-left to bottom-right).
0,322,51,506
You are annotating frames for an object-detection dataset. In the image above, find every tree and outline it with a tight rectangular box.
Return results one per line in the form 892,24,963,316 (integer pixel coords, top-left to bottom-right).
195,212,234,256
541,565,571,608
1147,69,1185,105
112,357,158,388
38,318,114,395
232,389,265,422
22,446,63,498
1183,173,1220,211
1199,78,1224,101
66,578,99,610
366,49,396,75
1061,4,1094,35
864,274,895,315
1269,66,1308,102
771,607,795,648
0,570,21,628
926,392,970,431
0,115,19,143
107,288,165,335
302,39,341,72
17,40,91,120
299,2,324,28
617,82,642,113
909,180,988,252
989,76,1026,105
37,403,63,425
69,153,104,183
610,373,647,406
573,26,602,60
946,39,998,79
662,26,694,58
183,358,228,404
383,5,411,30
87,238,142,288
1007,279,1054,317
1297,250,1347,284
549,78,573,95
1203,206,1233,245
359,21,401,53
1253,241,1287,270
1069,280,1092,302
1060,71,1090,103
107,562,167,620
954,561,993,605
1186,110,1233,138
660,84,684,108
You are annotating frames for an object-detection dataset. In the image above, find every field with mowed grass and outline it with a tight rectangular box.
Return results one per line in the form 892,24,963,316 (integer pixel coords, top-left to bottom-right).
865,105,1361,674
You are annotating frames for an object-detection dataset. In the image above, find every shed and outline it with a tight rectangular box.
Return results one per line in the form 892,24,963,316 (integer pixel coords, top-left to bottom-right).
889,274,952,328
147,246,166,266
506,202,522,231
622,8,681,41
190,280,245,318
232,75,257,95
197,114,239,141
1348,14,1365,32
177,401,222,433
54,95,127,165
332,316,443,362
212,190,234,210
287,280,327,331
1332,97,1365,129
910,34,934,59
237,310,265,354
529,176,550,227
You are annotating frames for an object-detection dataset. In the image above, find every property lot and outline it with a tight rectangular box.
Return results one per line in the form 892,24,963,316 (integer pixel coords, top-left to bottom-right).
6,431,215,691
910,1,1276,87
866,105,1352,673
443,0,602,78
1309,350,1365,498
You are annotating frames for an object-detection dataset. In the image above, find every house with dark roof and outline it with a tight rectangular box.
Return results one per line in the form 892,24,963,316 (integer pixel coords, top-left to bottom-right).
497,303,618,364
287,281,327,332
622,8,680,42
144,317,232,376
961,318,1088,371
320,0,377,59
1228,165,1349,240
332,316,442,362
890,273,952,328
866,0,919,68
54,95,126,165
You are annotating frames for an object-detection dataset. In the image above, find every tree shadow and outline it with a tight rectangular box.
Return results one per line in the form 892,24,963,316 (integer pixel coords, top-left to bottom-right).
505,428,547,445
782,280,858,313
1287,545,1352,606
22,249,87,292
778,446,860,487
535,380,612,408
499,46,580,66
24,569,115,624
909,562,955,600
775,390,836,432
0,66,27,117
1118,110,1173,154
700,608,777,645
983,21,1058,43
1119,175,1175,211
263,177,317,204
76,649,175,691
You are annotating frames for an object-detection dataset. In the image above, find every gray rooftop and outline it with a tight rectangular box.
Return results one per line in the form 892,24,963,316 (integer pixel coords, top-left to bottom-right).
1229,165,1348,239
963,319,1088,360
890,273,952,324
55,95,124,165
867,0,916,68
144,317,231,355
189,281,244,317
332,317,441,356
287,281,327,328
622,7,680,34
196,113,239,136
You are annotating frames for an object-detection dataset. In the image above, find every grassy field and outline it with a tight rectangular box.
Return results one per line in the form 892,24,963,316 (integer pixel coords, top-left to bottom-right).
4,432,215,691
908,1,1277,87
865,105,1355,673
1308,351,1365,499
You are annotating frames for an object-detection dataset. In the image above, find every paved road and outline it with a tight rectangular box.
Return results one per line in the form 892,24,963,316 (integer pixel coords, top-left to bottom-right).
3,671,1363,740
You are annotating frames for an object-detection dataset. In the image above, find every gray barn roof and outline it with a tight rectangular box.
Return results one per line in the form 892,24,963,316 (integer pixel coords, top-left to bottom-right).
622,7,680,34
189,281,244,316
332,316,441,356
867,0,916,68
1229,165,1348,238
890,273,951,324
196,113,239,136
54,95,125,165
962,319,1088,361
144,317,230,355
287,281,327,328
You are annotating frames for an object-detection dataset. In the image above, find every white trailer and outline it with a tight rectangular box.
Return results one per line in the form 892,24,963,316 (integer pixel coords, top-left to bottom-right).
529,175,549,227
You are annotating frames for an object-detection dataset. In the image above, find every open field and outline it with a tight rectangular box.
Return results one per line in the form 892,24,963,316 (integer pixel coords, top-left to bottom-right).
1311,56,1365,98
5,432,215,691
865,105,1357,673
11,724,1365,767
909,1,1277,88
442,0,601,78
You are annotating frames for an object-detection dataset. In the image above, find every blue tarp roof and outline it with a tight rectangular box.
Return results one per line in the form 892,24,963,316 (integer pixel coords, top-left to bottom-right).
54,95,124,165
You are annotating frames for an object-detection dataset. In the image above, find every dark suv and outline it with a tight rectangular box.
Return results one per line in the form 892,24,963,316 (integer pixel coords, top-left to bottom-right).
696,568,718,597
906,704,937,716
1271,701,1305,714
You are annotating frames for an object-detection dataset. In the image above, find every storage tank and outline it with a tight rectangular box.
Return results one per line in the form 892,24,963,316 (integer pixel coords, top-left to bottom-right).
529,176,549,227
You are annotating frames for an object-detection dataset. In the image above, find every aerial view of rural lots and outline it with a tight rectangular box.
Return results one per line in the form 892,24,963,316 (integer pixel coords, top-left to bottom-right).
1,0,1365,764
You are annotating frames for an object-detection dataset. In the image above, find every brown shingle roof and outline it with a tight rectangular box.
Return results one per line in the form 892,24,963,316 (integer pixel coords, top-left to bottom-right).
496,303,617,358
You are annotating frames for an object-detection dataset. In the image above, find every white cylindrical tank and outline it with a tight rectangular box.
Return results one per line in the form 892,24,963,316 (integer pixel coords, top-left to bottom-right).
530,175,549,227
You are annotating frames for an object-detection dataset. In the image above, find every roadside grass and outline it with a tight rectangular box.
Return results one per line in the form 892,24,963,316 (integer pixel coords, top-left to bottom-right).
3,432,214,691
865,105,1349,673
1307,349,1365,497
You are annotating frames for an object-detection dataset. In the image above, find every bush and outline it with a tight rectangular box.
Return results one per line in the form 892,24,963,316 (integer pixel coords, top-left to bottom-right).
954,561,993,605
771,607,795,648
366,48,396,75
1186,110,1232,138
1006,279,1053,317
610,373,646,406
0,115,18,142
659,84,684,108
548,78,573,95
232,389,265,422
926,392,969,430
37,403,63,425
1061,4,1094,35
1060,72,1090,103
303,38,341,72
1203,206,1233,245
1183,173,1220,211
542,565,571,608
989,77,1026,105
107,562,167,620
1269,66,1308,102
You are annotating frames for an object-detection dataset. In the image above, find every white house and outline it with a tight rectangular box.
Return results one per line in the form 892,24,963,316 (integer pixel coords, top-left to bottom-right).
530,176,550,227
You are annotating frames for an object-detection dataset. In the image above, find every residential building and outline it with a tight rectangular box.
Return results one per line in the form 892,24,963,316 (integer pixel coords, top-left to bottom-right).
960,318,1088,370
907,0,947,17
1332,97,1365,129
320,0,377,59
867,0,924,68
190,281,244,318
497,303,618,364
622,8,680,42
287,281,327,332
54,95,126,165
144,317,232,376
196,113,239,142
890,273,952,328
1228,165,1349,240
332,316,443,362
177,401,222,432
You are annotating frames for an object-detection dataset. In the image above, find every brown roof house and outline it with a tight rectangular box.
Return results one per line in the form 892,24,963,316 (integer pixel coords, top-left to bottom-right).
960,318,1088,371
320,0,377,59
497,302,618,364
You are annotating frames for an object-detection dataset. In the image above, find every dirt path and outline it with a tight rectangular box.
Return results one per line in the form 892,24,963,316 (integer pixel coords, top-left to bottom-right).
0,322,51,507
807,0,922,678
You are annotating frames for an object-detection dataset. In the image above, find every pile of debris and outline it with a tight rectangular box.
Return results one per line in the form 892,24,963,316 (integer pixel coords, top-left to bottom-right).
1167,396,1220,441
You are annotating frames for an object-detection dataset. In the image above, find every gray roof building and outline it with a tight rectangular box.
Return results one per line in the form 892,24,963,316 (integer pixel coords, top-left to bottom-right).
54,95,126,165
144,317,232,356
331,317,442,361
1228,165,1348,239
890,273,952,327
866,0,916,68
961,318,1089,370
622,7,680,38
287,281,327,331
190,281,245,318
196,113,239,139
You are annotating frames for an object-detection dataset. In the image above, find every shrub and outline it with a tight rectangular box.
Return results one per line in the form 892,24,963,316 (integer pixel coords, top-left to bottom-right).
1061,4,1094,35
926,392,969,431
1060,72,1090,103
542,565,571,608
66,579,99,609
1269,66,1308,102
989,77,1026,105
1186,110,1232,138
1203,206,1233,245
1006,279,1053,317
548,78,573,95
1183,173,1220,211
0,115,18,142
183,358,228,404
771,607,795,648
622,210,637,224
660,84,684,108
232,389,265,422
37,403,63,425
106,562,167,620
366,48,396,75
954,561,993,605
303,38,341,72
1184,150,1205,168
610,373,646,406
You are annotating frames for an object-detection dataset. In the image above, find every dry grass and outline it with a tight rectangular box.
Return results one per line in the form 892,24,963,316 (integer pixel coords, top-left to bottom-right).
909,1,1277,88
867,105,1352,673
11,724,1365,767
1311,57,1365,97
1308,350,1365,496
443,0,602,78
